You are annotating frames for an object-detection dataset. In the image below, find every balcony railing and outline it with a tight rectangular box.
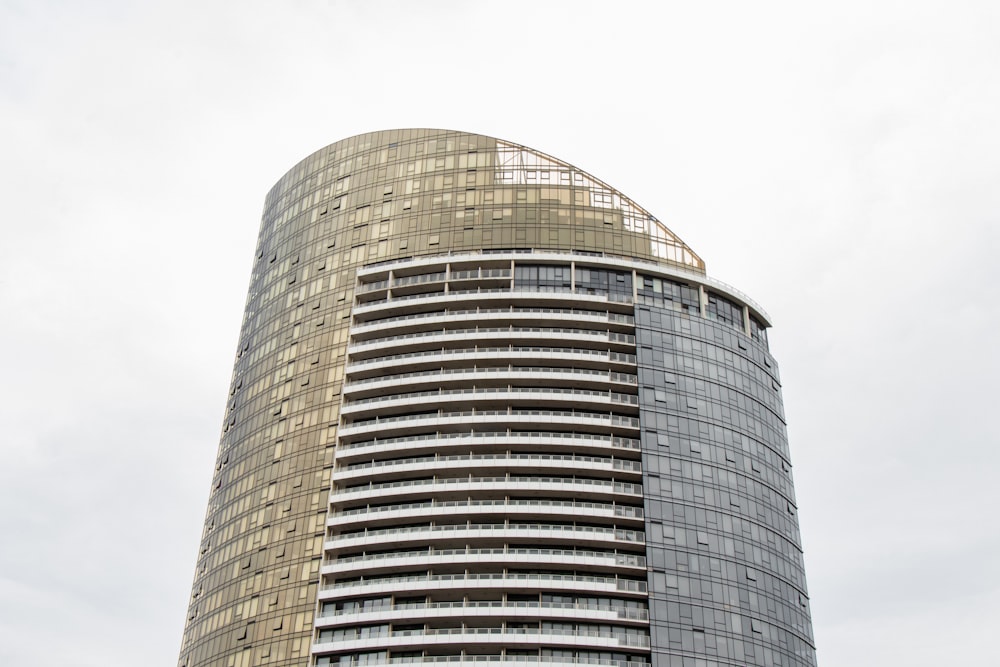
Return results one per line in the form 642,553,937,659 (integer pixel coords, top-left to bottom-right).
321,571,648,594
326,523,646,545
331,477,642,498
326,547,646,569
317,599,649,622
338,452,642,475
332,498,644,520
337,431,640,452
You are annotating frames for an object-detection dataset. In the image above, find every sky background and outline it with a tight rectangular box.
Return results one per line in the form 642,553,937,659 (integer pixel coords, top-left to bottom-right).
1,1,998,665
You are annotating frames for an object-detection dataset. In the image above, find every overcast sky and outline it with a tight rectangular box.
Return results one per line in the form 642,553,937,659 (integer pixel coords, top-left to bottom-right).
1,1,998,665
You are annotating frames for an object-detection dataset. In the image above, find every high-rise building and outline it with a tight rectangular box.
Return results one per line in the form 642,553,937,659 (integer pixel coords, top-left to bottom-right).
178,129,816,667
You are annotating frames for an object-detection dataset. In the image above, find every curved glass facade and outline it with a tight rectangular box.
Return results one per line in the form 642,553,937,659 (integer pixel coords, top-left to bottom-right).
178,130,815,667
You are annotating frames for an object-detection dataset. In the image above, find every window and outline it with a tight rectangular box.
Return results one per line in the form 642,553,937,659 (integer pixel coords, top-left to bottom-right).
514,264,571,292
706,291,743,331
